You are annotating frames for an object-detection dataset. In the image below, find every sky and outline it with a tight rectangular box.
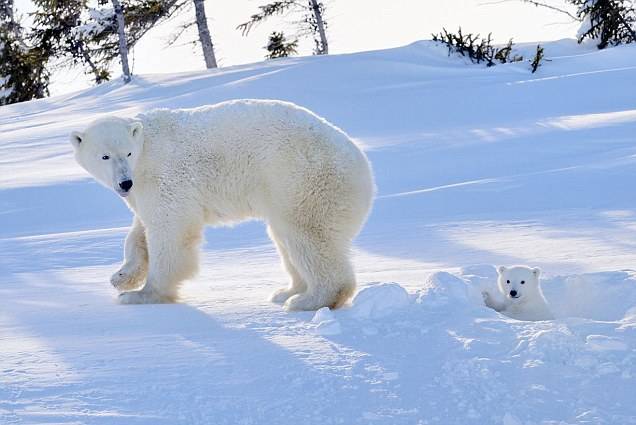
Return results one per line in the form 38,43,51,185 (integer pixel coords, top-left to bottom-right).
13,0,580,95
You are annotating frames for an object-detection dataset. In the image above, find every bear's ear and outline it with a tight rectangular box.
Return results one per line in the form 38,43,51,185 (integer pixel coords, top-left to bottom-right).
497,265,507,275
532,267,541,278
129,121,143,143
70,131,84,150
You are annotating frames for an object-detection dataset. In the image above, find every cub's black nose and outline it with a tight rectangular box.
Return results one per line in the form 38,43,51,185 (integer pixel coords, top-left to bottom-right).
119,180,133,192
510,290,518,297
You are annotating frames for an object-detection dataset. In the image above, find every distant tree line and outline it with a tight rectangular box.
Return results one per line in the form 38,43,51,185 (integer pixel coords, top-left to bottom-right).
0,0,328,105
1,0,635,105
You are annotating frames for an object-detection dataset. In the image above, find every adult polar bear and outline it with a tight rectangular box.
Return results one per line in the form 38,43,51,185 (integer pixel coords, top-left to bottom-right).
70,100,374,311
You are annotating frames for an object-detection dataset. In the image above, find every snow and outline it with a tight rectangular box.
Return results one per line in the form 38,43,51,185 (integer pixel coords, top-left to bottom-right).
72,8,115,38
2,39,636,424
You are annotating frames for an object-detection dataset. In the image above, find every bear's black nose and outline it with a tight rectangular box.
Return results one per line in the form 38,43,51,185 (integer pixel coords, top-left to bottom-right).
119,180,133,192
510,290,518,297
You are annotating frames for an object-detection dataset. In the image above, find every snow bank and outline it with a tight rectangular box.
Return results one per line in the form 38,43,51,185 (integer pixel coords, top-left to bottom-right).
349,282,411,320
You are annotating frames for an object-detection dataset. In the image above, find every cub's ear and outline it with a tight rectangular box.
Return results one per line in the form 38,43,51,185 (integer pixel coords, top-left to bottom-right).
497,265,507,275
532,267,541,278
130,121,143,142
70,131,84,150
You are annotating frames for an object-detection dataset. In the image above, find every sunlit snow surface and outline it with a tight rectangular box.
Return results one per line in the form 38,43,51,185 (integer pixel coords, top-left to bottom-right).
1,40,636,424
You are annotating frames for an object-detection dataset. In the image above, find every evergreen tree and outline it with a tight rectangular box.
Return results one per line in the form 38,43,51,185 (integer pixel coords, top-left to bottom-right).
0,0,49,105
521,0,635,49
30,0,109,84
238,0,329,55
30,0,187,84
573,0,636,48
265,31,298,58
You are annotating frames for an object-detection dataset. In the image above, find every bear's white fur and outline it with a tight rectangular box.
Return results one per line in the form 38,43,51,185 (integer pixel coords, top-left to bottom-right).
482,265,553,321
70,99,375,311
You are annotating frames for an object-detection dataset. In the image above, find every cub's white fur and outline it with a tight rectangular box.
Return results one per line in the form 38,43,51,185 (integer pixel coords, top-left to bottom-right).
483,265,553,321
70,99,374,311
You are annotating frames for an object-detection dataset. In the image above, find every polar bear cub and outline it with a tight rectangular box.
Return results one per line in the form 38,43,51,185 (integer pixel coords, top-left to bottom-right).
483,265,553,321
69,99,374,311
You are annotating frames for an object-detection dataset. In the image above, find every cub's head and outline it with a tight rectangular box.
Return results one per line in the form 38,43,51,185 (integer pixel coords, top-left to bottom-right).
497,265,541,304
70,117,144,198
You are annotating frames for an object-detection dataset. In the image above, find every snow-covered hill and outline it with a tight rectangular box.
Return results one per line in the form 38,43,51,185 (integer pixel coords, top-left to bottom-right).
1,40,636,424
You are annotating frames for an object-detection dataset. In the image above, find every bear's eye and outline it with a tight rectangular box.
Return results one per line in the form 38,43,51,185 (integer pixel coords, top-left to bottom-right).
127,152,132,157
102,155,110,160
521,280,525,284
506,280,510,284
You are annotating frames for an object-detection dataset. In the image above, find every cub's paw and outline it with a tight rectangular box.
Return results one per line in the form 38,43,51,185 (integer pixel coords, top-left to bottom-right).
118,289,173,305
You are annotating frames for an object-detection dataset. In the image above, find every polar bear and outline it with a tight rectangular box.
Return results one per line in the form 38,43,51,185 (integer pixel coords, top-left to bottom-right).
70,99,375,311
482,265,553,321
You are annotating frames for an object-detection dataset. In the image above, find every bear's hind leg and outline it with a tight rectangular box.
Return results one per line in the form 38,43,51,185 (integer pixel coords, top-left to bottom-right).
267,225,308,304
119,223,202,304
111,217,148,291
282,228,356,311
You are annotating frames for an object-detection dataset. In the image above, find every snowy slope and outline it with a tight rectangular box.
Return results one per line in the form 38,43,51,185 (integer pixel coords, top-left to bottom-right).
2,40,636,424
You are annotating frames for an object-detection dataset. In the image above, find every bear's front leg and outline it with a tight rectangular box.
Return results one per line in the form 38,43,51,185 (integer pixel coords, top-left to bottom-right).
118,222,202,304
111,217,148,292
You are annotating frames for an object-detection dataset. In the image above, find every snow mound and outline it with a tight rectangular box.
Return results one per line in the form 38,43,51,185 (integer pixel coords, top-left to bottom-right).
349,282,411,320
544,271,636,321
585,335,629,352
417,271,484,310
311,307,342,336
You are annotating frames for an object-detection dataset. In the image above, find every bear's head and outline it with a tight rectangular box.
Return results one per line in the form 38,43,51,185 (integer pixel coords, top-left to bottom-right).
497,265,542,304
70,117,144,198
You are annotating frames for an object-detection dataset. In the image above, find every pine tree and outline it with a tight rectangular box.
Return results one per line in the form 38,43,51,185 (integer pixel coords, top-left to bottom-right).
521,0,636,49
0,0,49,105
238,0,329,56
265,31,298,58
530,44,545,72
573,0,636,48
30,0,188,84
30,0,109,84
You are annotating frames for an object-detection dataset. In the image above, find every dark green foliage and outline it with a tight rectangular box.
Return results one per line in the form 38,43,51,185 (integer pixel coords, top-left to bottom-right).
29,0,186,84
30,0,109,84
265,31,298,58
238,1,329,55
572,0,636,48
432,28,523,66
530,44,545,73
89,0,185,64
0,24,50,105
237,1,295,36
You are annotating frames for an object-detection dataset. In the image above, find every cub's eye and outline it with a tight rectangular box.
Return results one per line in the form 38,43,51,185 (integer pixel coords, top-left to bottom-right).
102,155,110,160
127,152,132,157
506,280,510,284
521,280,525,284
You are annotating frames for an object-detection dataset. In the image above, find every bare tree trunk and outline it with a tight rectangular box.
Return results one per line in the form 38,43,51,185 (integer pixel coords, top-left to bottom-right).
309,0,328,54
111,0,131,83
193,0,217,69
